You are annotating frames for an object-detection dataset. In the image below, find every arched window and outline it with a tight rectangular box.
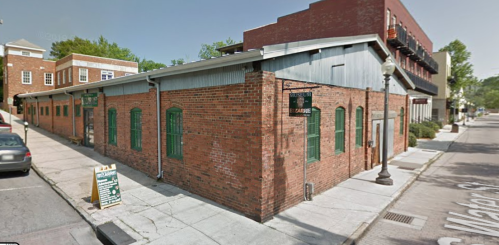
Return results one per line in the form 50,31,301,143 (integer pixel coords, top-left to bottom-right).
130,108,142,151
355,107,363,147
167,107,183,159
108,108,117,145
400,107,405,135
335,107,345,154
307,108,320,163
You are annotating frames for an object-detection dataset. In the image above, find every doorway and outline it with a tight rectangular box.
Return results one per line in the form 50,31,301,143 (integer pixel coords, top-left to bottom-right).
84,108,94,147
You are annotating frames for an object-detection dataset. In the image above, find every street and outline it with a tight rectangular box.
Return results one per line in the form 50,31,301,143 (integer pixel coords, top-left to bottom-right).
359,114,499,245
0,170,101,244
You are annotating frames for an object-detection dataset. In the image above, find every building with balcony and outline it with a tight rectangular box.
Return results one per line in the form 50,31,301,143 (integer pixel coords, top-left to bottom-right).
242,0,438,123
2,39,138,114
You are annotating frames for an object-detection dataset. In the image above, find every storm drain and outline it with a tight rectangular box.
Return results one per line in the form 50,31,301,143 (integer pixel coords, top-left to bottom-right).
384,212,415,224
398,166,416,171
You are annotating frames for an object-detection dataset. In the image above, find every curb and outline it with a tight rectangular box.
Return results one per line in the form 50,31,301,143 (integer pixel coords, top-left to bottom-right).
31,163,98,232
342,151,444,245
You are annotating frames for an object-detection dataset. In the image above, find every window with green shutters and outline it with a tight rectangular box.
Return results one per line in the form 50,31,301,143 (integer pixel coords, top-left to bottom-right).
400,108,404,135
167,108,183,159
307,108,320,163
108,109,117,145
63,105,68,117
76,105,81,117
130,108,142,151
56,106,60,116
335,107,345,154
40,107,44,116
355,107,363,147
46,106,49,115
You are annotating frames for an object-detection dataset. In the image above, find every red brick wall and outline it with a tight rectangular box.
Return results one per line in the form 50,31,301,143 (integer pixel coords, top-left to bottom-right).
3,54,56,113
244,0,385,51
25,71,409,222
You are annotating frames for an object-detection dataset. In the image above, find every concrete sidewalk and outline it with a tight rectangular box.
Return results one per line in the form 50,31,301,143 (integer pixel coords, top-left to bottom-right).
1,110,471,245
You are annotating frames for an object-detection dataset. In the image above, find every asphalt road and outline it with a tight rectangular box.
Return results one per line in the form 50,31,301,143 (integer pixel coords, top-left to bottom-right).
0,169,101,244
359,114,499,245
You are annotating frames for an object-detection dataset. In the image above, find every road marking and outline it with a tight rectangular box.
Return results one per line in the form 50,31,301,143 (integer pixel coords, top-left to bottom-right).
0,185,43,192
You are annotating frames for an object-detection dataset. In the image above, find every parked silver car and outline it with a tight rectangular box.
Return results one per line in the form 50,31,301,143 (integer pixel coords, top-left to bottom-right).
0,133,32,174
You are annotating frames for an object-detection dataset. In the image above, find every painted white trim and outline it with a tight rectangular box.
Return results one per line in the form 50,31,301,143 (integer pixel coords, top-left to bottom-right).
7,49,43,58
69,69,72,83
22,71,32,84
57,59,138,73
5,44,45,52
63,70,66,84
79,68,88,83
101,70,114,81
44,73,54,86
57,72,61,85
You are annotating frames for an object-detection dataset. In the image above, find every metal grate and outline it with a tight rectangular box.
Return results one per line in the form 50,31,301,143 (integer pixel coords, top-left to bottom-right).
384,212,414,224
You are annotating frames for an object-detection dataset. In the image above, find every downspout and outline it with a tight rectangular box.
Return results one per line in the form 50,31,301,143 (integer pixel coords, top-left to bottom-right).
146,75,163,180
64,91,76,136
35,97,40,127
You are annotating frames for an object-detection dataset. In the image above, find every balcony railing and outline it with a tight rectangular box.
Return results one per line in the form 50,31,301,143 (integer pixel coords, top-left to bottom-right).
387,25,407,48
415,46,439,74
404,69,438,95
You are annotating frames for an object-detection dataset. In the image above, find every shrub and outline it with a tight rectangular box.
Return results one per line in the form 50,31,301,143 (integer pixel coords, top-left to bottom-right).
433,121,443,129
422,121,440,132
421,126,436,139
409,132,417,147
409,123,424,138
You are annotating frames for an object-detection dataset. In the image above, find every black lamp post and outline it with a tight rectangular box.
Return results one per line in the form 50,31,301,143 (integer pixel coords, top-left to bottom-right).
376,57,396,186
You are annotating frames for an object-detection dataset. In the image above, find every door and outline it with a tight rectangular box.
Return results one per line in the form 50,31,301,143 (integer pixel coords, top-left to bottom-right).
84,108,94,147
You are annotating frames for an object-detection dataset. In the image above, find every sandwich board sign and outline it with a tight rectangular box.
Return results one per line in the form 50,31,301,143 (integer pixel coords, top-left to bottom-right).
91,164,122,209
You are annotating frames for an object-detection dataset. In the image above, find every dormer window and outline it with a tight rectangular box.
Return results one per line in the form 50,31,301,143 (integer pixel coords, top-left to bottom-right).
22,51,30,56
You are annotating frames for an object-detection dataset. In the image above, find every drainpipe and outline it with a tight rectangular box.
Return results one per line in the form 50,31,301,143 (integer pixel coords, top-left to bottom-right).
35,97,40,127
146,75,163,180
64,91,76,136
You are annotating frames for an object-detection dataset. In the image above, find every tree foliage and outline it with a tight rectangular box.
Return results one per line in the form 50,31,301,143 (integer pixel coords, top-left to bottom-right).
439,40,476,93
171,58,185,66
198,38,237,60
50,36,165,72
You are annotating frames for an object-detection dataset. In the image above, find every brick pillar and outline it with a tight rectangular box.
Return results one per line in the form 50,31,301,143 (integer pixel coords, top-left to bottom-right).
364,87,372,170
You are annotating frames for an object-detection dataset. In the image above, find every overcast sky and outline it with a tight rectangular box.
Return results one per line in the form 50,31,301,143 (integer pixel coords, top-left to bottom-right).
0,0,497,79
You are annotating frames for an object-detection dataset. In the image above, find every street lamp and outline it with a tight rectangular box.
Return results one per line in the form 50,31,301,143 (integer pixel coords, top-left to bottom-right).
376,57,396,186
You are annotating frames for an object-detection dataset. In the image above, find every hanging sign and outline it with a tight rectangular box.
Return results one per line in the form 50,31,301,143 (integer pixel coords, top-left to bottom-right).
82,93,98,107
289,92,312,117
91,164,122,209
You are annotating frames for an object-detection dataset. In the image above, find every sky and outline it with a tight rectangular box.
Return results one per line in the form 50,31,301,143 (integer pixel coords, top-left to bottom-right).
0,0,497,79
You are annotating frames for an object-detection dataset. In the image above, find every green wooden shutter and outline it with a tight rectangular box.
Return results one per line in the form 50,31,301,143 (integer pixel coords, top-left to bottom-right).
130,108,142,151
355,107,363,147
46,106,49,115
40,107,44,116
307,108,320,163
76,105,81,117
335,107,345,154
63,105,68,116
56,106,60,116
108,109,117,145
400,108,404,135
167,108,183,159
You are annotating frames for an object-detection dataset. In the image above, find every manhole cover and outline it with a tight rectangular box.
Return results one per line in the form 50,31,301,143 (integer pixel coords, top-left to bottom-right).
384,211,414,224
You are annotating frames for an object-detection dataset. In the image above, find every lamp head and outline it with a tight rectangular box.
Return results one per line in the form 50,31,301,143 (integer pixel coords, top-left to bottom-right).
381,56,396,76
24,122,28,126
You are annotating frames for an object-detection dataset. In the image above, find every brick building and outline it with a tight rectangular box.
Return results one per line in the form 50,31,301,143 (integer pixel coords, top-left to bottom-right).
243,0,439,123
2,39,138,114
20,35,413,222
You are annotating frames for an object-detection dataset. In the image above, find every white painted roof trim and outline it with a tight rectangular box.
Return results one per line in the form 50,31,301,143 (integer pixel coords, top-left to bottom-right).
4,44,46,52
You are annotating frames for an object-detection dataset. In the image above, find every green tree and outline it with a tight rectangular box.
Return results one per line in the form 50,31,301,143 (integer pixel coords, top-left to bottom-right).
171,58,185,66
198,38,237,60
439,40,476,93
484,90,499,109
50,36,165,72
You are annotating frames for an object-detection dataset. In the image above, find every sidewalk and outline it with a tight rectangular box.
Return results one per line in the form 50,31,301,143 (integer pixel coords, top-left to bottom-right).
1,110,471,245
